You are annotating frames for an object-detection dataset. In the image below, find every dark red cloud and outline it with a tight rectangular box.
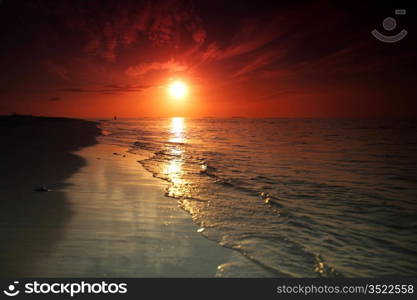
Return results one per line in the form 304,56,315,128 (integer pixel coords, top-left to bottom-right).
0,0,415,117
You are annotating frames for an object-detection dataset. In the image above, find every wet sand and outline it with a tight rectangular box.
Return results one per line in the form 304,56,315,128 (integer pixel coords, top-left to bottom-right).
0,116,100,277
33,143,237,277
0,116,269,277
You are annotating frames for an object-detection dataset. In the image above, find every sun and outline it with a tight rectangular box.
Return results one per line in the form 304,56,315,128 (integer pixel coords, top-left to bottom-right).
168,81,188,99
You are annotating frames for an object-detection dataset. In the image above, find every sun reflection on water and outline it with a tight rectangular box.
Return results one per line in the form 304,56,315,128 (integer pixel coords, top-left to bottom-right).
164,117,189,198
165,160,183,183
169,117,185,144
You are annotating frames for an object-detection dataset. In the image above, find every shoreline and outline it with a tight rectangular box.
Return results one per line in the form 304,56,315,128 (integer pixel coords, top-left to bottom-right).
45,143,236,277
0,116,269,277
0,115,100,277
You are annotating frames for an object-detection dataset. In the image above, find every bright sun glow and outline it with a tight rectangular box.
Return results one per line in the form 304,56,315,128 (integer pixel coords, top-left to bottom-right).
168,81,188,99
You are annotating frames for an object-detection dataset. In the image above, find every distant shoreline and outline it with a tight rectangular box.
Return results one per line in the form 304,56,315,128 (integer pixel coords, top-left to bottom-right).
0,114,99,126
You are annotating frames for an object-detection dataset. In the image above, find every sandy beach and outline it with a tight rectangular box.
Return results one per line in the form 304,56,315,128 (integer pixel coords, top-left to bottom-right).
0,116,99,277
0,116,268,277
2,116,416,278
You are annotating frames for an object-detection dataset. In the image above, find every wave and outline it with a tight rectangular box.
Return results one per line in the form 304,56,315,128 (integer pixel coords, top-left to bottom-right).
98,118,417,277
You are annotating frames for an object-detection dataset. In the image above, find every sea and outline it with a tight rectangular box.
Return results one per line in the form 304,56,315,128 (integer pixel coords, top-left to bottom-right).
97,117,417,277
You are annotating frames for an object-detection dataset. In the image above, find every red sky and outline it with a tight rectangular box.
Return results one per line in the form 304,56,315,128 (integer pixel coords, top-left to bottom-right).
0,0,416,118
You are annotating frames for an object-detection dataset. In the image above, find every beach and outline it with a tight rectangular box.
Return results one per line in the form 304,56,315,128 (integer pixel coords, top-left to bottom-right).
1,116,416,277
0,116,99,276
0,116,268,277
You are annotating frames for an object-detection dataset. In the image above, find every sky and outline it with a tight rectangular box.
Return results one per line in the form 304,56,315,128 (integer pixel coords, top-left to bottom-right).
0,0,416,118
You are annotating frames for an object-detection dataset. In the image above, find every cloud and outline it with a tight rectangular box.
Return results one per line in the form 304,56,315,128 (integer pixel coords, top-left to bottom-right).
125,58,187,77
218,21,281,60
59,84,150,95
49,96,61,101
184,14,291,73
42,60,70,81
192,28,206,44
76,1,206,62
232,51,283,78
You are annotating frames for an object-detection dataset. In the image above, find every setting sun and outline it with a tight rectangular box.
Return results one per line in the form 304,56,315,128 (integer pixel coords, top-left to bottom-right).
168,81,188,100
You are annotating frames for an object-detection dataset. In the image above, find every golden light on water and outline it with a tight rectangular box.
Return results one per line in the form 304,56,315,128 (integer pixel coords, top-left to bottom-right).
168,81,188,99
169,117,185,143
164,156,193,199
165,160,183,184
164,117,188,198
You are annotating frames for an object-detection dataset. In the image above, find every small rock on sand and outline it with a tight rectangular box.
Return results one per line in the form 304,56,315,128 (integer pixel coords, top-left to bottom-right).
34,186,50,192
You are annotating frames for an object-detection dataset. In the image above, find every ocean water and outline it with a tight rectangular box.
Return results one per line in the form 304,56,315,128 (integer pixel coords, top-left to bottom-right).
98,118,417,277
